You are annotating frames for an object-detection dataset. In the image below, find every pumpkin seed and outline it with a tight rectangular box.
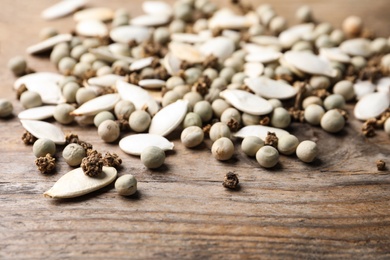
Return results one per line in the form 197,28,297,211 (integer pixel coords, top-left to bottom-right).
119,134,174,155
220,89,273,115
44,167,117,199
149,99,188,136
354,92,390,121
353,80,376,100
18,105,56,120
73,7,114,22
110,26,151,44
340,38,372,58
234,125,289,140
199,37,235,61
131,14,171,27
26,34,72,54
244,62,264,78
89,47,135,64
20,119,66,144
143,1,173,16
71,93,120,116
279,23,314,48
75,20,108,37
168,42,205,63
138,79,166,89
87,74,124,87
245,76,297,100
319,47,351,63
41,0,87,20
129,57,154,71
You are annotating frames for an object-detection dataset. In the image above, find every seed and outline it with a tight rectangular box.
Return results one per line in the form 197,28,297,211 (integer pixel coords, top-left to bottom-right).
0,98,13,118
241,136,264,157
114,100,135,119
234,125,289,141
98,119,120,143
271,107,291,129
209,122,231,142
296,140,318,163
384,118,390,136
242,113,261,126
220,107,241,126
20,91,42,109
256,146,279,168
277,134,299,155
320,109,345,133
119,134,174,155
33,138,56,158
7,56,27,76
323,94,345,110
211,99,231,119
62,143,86,166
183,112,202,128
39,27,58,40
193,100,213,123
20,119,66,145
302,96,323,109
304,104,325,126
181,126,204,148
115,174,137,196
44,166,117,199
54,103,75,124
211,137,234,161
333,80,355,101
141,146,166,169
342,15,363,36
94,111,115,127
129,110,151,132
62,82,80,103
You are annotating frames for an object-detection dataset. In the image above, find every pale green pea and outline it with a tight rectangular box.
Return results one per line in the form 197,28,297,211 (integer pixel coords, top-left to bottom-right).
140,67,154,79
70,45,88,60
50,43,70,65
62,143,86,166
310,75,330,89
75,88,97,105
92,60,108,71
220,107,241,125
79,53,97,64
242,113,260,126
162,90,181,107
302,96,323,109
114,100,135,119
7,56,27,76
173,85,191,98
153,27,170,44
211,137,234,161
241,136,264,157
324,94,345,110
166,76,185,90
115,174,137,196
58,57,76,75
174,3,193,22
53,103,75,124
211,99,231,118
271,107,291,129
70,36,82,48
320,109,345,133
194,100,213,122
219,67,236,83
183,112,202,128
62,82,80,103
73,62,92,78
20,91,42,109
351,56,367,70
98,119,120,143
268,98,283,109
296,140,318,163
256,146,279,168
183,92,203,110
58,76,77,89
204,88,221,103
169,19,186,33
277,134,299,155
202,68,219,81
231,72,246,84
129,110,151,132
185,67,202,85
333,80,355,101
94,111,115,127
209,122,231,142
141,146,165,169
0,99,13,118
33,138,56,158
210,77,227,90
304,104,325,126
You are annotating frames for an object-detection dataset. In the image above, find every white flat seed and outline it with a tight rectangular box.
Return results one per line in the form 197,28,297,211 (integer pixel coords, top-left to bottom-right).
354,92,390,121
143,1,173,16
377,77,390,93
209,13,254,30
20,119,66,144
199,37,235,61
245,50,282,63
244,62,264,78
168,42,205,63
171,33,209,43
163,52,181,76
234,125,289,140
71,93,120,116
279,56,306,78
73,7,114,22
340,38,372,57
44,167,117,199
131,14,170,27
354,80,376,100
26,34,72,54
119,134,174,155
130,57,154,71
110,26,151,44
41,0,87,20
116,80,160,115
250,36,281,47
319,48,351,63
18,106,56,120
284,51,337,77
14,72,65,104
87,74,124,87
279,23,315,48
138,79,166,89
149,99,188,136
89,47,135,64
220,89,273,116
245,77,297,100
76,20,108,37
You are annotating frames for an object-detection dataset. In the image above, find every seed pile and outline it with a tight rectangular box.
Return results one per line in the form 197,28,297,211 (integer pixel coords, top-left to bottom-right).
4,0,390,198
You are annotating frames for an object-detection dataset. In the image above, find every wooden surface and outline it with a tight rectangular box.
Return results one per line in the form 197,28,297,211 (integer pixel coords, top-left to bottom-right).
1,0,390,259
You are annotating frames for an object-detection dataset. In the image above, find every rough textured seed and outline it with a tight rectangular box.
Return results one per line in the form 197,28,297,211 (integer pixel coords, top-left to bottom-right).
193,100,213,122
98,120,120,143
8,56,27,76
63,82,80,103
62,143,86,167
320,109,345,133
141,146,165,169
181,126,204,148
323,94,345,110
211,137,234,161
209,122,231,142
271,107,291,129
256,146,279,168
94,111,115,127
241,136,264,157
296,140,318,163
33,138,56,158
384,118,390,136
129,110,151,133
183,112,202,128
20,91,42,109
44,167,117,199
0,99,13,118
115,174,137,196
20,119,66,144
277,134,299,155
76,88,97,105
333,80,355,101
54,103,75,124
304,104,325,126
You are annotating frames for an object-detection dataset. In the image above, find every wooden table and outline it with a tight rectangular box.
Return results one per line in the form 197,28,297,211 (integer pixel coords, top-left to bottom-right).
1,0,390,258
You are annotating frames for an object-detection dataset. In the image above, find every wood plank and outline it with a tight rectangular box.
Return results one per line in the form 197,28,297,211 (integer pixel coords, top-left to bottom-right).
0,0,390,259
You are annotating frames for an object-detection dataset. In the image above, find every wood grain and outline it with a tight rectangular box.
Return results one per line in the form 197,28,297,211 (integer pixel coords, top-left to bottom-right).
1,0,390,259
